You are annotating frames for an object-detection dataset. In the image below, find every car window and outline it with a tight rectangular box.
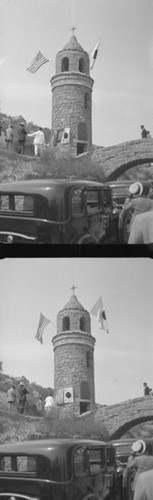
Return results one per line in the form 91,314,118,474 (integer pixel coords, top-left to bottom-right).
73,447,105,477
0,455,36,473
0,194,34,213
72,188,101,216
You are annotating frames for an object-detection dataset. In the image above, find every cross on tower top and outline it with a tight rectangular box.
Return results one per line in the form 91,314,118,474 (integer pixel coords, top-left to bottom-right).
71,284,77,295
70,25,77,36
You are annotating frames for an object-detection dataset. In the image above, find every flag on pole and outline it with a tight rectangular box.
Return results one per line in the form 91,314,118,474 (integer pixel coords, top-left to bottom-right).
35,312,50,344
89,39,101,70
90,296,109,333
26,51,49,73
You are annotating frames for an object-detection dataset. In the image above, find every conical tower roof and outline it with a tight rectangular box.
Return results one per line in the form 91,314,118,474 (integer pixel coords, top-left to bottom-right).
62,35,84,52
63,293,85,311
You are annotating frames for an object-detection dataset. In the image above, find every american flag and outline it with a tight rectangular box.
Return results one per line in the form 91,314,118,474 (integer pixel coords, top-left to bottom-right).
26,51,49,73
90,296,109,333
35,312,50,344
90,39,101,70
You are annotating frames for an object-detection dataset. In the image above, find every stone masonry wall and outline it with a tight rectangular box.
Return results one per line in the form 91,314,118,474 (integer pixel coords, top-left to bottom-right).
57,308,91,334
53,341,95,410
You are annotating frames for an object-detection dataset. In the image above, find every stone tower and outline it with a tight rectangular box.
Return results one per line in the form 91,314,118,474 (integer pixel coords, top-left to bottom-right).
52,288,96,416
50,32,94,157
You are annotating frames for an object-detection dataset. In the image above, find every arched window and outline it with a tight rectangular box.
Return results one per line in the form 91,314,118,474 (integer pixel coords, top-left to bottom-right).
79,58,84,73
84,93,90,109
77,122,87,141
62,316,70,331
80,381,90,400
61,57,69,72
86,351,91,367
80,317,85,331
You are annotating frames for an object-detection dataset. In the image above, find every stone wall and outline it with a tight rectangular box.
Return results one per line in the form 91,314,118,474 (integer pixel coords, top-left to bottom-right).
79,396,153,438
77,138,153,179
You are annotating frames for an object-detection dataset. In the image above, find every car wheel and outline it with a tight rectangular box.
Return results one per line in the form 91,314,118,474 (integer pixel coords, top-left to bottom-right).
77,235,98,244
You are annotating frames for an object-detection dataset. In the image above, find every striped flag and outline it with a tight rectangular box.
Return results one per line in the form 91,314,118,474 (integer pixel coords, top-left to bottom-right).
90,39,101,70
26,51,49,73
90,296,109,333
35,312,50,344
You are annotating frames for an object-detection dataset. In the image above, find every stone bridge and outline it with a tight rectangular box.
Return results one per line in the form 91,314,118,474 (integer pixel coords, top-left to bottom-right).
80,397,153,439
79,138,153,180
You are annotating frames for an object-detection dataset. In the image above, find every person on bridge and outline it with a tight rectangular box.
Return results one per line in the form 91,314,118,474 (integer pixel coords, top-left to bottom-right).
126,440,153,495
140,125,150,138
143,382,150,396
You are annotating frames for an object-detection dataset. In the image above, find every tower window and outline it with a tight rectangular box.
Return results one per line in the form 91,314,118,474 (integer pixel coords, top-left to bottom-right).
79,58,85,73
80,381,90,400
62,316,70,331
84,93,90,109
61,57,69,72
77,122,87,141
86,351,91,367
80,317,85,331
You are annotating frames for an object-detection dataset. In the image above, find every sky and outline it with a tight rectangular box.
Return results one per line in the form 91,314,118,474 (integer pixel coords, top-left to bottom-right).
1,0,153,146
0,257,153,406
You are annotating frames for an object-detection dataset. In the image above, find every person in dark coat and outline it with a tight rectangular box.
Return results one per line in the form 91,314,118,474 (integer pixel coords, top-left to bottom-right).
17,122,27,154
140,125,149,138
18,381,28,414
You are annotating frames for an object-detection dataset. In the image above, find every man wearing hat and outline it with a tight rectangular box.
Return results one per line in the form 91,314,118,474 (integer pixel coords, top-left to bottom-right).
17,122,27,154
18,381,28,414
125,440,153,494
122,182,153,241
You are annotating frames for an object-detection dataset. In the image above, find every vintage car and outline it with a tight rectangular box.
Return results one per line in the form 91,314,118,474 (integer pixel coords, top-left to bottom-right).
0,179,119,244
106,180,153,243
0,438,122,500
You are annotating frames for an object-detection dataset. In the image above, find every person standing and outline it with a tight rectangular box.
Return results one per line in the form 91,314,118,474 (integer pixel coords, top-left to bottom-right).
7,384,16,412
28,127,45,157
17,122,27,154
128,211,153,245
5,124,14,149
126,440,153,495
18,381,28,414
133,469,153,500
143,382,150,396
44,393,54,416
140,125,149,138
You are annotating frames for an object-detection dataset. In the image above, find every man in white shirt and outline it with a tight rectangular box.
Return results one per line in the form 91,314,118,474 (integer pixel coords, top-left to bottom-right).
28,127,45,157
44,393,54,415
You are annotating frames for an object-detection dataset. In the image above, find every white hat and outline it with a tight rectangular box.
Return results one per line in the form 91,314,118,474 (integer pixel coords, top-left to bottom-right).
132,440,146,454
129,182,143,196
20,381,24,385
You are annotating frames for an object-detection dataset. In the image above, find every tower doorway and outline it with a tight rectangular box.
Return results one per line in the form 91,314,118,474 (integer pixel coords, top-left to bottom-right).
80,401,90,414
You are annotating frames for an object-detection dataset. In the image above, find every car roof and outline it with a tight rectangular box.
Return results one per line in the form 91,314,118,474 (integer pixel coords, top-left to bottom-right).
0,438,110,454
0,179,105,193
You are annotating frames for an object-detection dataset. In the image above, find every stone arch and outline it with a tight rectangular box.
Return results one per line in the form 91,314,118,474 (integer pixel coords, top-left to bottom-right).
61,57,69,72
111,416,153,439
80,316,85,331
107,157,153,181
62,316,70,331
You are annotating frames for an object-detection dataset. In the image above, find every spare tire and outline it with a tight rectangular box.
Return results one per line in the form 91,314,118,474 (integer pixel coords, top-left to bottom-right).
119,208,134,244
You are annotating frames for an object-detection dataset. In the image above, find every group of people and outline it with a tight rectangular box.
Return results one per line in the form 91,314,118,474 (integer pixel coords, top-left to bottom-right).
121,181,153,244
124,439,153,500
7,382,54,416
7,381,28,414
4,122,45,157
